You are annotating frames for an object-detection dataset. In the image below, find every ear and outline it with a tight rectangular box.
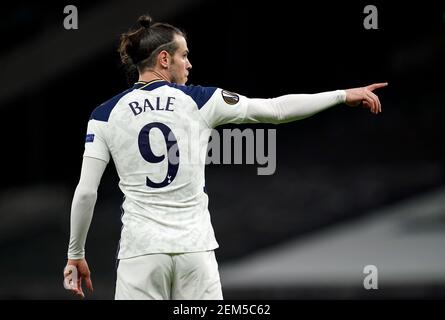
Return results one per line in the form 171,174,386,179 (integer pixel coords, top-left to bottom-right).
158,51,170,69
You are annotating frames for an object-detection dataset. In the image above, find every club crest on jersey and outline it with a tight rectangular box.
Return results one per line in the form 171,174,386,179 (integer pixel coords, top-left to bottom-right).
221,90,239,105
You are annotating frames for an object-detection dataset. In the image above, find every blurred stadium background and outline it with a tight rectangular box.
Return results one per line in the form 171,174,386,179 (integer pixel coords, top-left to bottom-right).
0,0,444,299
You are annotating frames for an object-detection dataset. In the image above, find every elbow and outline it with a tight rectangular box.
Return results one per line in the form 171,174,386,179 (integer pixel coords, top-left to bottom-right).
270,116,283,125
270,110,285,125
268,99,284,124
75,187,98,204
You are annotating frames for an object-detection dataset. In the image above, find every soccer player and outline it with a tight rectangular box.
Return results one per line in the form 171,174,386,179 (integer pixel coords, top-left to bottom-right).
64,14,387,299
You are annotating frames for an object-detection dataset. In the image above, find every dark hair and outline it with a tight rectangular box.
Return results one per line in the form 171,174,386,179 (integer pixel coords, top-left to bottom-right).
118,14,185,82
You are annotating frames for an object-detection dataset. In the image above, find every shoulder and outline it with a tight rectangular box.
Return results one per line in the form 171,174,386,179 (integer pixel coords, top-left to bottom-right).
165,83,218,110
90,88,134,122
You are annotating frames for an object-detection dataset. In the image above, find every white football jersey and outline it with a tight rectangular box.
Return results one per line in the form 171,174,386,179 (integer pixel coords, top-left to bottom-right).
84,80,248,259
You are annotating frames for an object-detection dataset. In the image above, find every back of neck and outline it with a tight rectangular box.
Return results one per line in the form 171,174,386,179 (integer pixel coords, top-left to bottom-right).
139,69,170,83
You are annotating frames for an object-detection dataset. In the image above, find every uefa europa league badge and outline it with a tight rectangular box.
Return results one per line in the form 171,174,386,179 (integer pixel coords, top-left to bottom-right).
221,90,240,105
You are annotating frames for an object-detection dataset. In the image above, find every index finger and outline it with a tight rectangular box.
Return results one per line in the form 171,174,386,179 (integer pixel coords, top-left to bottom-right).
366,82,388,91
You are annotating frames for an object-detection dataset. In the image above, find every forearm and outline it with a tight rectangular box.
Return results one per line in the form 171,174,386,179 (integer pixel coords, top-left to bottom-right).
67,156,107,260
68,187,97,259
245,90,346,124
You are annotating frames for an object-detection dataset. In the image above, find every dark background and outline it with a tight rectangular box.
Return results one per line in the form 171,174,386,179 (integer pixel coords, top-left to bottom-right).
0,0,444,299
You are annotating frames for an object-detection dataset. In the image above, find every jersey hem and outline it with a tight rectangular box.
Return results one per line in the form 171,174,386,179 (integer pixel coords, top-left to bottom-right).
117,245,220,260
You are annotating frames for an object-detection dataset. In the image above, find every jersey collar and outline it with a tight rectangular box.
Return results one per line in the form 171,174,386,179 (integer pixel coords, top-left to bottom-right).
133,79,168,91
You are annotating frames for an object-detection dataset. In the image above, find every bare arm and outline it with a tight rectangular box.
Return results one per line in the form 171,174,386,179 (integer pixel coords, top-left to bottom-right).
64,156,107,298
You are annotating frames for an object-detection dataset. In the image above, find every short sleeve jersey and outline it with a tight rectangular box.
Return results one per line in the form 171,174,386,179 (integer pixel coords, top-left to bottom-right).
84,80,248,259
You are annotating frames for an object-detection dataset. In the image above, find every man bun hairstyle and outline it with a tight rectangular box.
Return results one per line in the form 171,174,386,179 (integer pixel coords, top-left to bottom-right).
138,15,152,29
118,14,185,83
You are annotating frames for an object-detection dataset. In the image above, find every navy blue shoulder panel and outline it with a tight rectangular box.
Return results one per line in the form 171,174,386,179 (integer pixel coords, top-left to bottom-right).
90,88,133,122
166,83,217,110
